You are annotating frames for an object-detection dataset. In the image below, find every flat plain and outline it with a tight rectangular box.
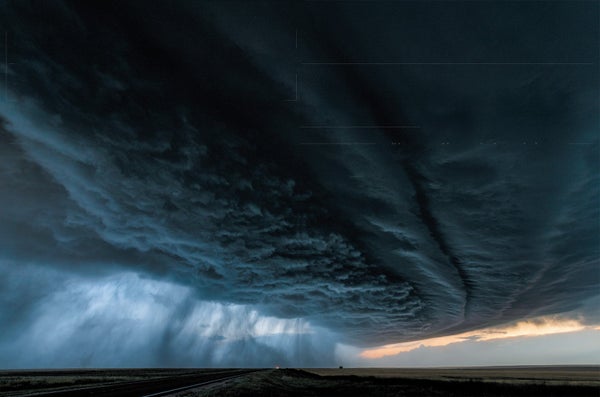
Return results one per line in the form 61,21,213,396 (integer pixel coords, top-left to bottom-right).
0,369,252,396
177,366,600,396
1,366,599,396
305,365,600,386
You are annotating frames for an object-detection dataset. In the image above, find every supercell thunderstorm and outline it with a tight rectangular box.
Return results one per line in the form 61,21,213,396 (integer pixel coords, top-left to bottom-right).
0,1,598,367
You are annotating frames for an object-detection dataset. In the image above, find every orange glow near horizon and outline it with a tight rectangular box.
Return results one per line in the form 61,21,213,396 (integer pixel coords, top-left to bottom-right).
361,316,593,359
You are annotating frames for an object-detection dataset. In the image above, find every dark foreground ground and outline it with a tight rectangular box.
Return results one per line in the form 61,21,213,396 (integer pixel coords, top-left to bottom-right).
1,366,599,397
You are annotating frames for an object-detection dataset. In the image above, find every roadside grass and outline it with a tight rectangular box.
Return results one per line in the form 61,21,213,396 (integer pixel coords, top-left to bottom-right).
178,369,600,397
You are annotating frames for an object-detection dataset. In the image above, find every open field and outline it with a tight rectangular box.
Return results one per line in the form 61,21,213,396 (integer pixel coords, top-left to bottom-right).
2,367,599,396
305,365,600,386
0,369,255,396
175,368,600,397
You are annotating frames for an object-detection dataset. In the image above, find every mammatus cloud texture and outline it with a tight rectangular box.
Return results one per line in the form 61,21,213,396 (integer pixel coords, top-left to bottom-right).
0,1,598,367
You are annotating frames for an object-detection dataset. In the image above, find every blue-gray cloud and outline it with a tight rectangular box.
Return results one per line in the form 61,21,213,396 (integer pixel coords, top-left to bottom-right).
0,0,597,367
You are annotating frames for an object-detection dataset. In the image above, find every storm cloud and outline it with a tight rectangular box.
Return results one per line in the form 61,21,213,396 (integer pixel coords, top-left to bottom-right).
0,0,598,367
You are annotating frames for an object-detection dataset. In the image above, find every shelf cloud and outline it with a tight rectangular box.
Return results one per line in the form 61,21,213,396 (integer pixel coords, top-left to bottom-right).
0,0,598,367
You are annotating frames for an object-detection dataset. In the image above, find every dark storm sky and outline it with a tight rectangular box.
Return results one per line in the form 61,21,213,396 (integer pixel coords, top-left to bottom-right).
0,0,598,367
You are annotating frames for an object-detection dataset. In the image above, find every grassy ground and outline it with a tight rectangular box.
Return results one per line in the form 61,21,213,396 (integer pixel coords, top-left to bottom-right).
0,369,222,396
305,366,600,386
175,368,600,397
3,367,599,396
